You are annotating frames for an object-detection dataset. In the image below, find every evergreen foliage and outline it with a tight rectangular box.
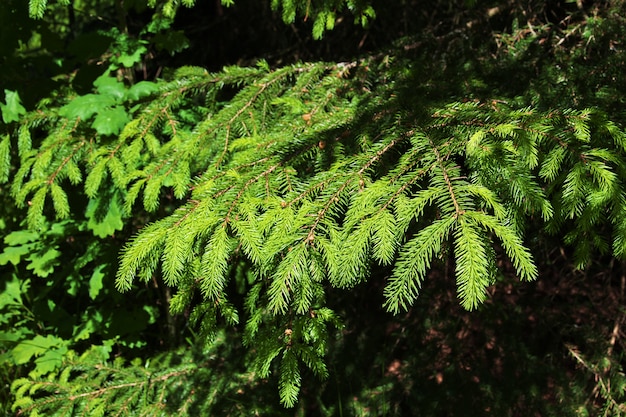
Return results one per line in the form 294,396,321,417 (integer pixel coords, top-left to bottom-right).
9,331,291,416
3,0,626,414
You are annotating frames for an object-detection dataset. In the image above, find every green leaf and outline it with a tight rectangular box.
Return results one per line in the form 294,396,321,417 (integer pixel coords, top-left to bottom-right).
31,345,68,377
0,331,25,344
91,106,130,136
94,75,126,101
4,230,39,246
89,265,106,300
124,81,159,101
86,195,124,238
59,94,116,121
0,277,29,309
0,245,32,266
11,335,63,365
117,45,147,68
1,90,26,123
26,247,61,278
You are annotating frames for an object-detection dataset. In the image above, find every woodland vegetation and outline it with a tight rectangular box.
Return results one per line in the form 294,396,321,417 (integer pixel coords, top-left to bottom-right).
2,0,626,415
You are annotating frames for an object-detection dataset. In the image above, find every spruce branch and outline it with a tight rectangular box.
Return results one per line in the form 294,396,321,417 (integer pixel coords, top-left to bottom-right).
431,138,464,218
224,164,280,224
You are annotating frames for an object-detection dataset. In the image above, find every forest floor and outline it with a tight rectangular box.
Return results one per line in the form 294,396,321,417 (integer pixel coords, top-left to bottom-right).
326,244,626,416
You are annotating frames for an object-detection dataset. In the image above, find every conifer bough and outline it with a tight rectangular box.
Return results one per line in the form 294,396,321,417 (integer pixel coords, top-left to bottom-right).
5,0,626,410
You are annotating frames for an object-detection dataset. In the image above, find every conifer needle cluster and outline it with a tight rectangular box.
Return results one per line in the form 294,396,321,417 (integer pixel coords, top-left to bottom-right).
3,0,626,413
